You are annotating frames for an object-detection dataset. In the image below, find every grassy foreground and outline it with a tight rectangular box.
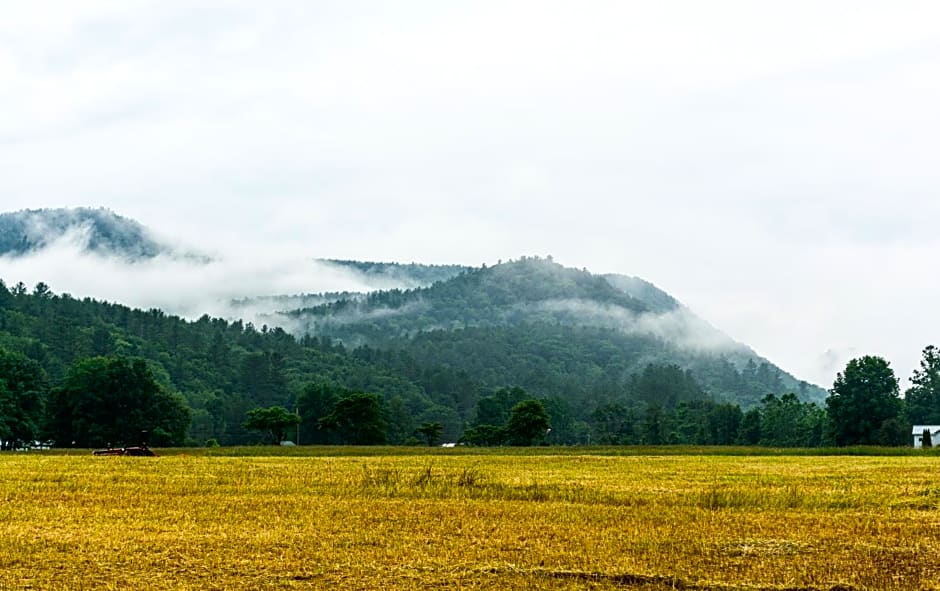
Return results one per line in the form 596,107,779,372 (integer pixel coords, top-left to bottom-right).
2,450,940,590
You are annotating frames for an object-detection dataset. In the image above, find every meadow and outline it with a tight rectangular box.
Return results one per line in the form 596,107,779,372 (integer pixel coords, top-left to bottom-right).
2,448,940,590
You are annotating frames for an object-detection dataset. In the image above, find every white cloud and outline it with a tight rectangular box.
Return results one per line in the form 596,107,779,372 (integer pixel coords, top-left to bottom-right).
2,1,940,387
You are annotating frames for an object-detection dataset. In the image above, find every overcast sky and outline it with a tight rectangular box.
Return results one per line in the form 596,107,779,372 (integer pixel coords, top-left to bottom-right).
2,1,940,388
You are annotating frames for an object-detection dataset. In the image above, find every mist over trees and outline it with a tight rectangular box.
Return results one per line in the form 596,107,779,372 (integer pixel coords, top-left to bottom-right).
0,207,174,260
0,259,937,449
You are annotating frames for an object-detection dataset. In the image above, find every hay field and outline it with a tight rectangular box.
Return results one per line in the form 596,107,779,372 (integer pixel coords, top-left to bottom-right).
2,450,940,590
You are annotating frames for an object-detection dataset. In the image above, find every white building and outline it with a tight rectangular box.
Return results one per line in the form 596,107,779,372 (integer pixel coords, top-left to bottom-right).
912,425,940,448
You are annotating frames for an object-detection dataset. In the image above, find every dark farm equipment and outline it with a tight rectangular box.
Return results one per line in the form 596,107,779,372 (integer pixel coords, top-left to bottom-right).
93,431,157,457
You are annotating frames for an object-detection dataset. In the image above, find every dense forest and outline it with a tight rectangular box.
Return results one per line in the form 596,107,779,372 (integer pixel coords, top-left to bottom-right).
0,255,889,450
287,257,824,409
0,211,930,450
0,269,936,448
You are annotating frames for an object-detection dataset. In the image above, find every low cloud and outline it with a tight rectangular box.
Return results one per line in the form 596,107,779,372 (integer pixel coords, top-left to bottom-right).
0,230,417,326
529,298,748,355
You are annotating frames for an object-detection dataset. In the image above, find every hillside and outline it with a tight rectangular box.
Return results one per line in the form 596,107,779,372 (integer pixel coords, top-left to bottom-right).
320,260,471,288
0,208,830,447
0,280,454,444
0,208,183,260
286,257,826,409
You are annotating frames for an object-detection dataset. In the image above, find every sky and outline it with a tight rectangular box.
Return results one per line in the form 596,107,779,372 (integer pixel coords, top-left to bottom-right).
2,1,940,389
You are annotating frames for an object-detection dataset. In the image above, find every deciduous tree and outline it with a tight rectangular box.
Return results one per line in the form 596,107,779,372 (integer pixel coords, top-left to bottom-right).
415,422,443,446
504,399,551,446
243,406,300,444
905,345,940,425
47,356,190,447
319,392,387,445
0,347,47,449
826,356,901,446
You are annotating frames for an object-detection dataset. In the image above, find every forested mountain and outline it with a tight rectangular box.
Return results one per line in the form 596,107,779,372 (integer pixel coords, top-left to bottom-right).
0,209,831,448
0,208,182,260
225,261,470,324
0,279,453,444
320,260,471,288
0,264,829,448
286,257,825,410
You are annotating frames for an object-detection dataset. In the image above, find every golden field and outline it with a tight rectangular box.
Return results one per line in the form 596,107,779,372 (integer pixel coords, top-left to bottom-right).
2,449,940,590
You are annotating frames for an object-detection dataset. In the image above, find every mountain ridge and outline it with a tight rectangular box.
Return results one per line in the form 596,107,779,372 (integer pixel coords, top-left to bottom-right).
0,208,826,410
0,207,195,261
284,256,825,407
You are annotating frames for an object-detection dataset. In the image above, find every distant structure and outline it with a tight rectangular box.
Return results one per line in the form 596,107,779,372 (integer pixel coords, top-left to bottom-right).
912,426,940,448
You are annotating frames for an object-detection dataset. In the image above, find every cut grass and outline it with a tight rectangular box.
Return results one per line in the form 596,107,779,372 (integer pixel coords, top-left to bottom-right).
2,451,940,589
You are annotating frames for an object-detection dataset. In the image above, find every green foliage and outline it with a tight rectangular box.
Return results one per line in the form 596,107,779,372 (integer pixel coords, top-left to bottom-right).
289,257,825,413
826,356,902,446
47,356,190,447
0,281,432,445
504,399,551,446
297,382,346,444
905,346,940,425
0,260,860,450
239,352,289,408
0,208,168,259
320,260,470,286
243,406,300,444
0,347,48,447
319,393,387,445
758,394,826,447
415,422,443,446
460,424,505,446
632,364,706,407
737,408,762,445
472,387,529,428
704,404,742,445
590,403,638,445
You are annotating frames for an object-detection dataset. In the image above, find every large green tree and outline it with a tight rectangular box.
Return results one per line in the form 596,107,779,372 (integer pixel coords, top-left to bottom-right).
319,392,387,445
758,393,826,447
415,422,443,446
826,356,901,446
297,382,346,444
904,345,940,425
0,347,48,449
47,357,190,447
504,399,551,446
243,406,300,444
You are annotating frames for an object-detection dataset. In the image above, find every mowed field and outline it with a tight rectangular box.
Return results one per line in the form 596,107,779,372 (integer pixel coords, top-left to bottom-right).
2,449,940,590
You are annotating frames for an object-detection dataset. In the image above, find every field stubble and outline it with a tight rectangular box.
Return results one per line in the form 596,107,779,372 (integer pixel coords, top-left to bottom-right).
1,451,939,590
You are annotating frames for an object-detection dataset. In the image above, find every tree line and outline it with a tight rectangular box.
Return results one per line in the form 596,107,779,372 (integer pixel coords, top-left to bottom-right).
0,277,937,449
0,343,935,449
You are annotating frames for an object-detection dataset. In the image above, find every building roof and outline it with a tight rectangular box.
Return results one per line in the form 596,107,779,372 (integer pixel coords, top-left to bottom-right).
912,425,940,435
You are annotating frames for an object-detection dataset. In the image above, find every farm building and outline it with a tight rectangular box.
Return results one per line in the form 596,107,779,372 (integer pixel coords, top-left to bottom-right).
912,426,940,448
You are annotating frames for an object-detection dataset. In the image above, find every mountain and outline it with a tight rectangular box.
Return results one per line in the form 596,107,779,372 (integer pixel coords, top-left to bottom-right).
0,208,831,446
283,257,826,409
320,260,471,289
0,208,183,260
0,270,828,447
227,260,472,320
0,281,442,444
